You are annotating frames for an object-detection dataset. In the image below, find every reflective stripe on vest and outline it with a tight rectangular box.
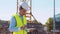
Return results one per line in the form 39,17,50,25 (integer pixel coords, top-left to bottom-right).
13,14,27,34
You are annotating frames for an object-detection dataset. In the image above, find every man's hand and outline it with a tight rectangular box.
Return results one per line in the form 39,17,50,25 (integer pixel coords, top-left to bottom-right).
21,25,26,30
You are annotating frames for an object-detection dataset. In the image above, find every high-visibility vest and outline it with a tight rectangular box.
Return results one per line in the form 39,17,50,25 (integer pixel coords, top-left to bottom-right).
13,14,27,34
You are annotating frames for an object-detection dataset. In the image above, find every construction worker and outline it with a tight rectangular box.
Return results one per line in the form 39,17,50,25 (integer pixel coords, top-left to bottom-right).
9,2,30,34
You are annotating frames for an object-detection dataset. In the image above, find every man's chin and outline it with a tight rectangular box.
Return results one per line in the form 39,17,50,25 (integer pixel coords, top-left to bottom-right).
23,14,26,15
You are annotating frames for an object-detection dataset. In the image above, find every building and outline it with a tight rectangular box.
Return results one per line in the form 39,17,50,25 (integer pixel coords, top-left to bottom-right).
0,20,11,34
55,13,60,31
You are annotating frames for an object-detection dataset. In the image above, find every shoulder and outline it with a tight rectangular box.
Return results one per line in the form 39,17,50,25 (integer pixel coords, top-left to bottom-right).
13,13,17,16
11,14,17,20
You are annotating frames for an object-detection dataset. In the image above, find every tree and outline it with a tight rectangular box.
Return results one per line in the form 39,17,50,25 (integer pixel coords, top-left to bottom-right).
45,17,53,32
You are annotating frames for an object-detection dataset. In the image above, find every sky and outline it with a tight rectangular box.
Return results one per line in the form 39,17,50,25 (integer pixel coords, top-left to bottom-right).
0,0,60,24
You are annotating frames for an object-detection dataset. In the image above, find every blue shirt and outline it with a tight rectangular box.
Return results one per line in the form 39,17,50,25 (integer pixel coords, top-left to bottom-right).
9,14,23,32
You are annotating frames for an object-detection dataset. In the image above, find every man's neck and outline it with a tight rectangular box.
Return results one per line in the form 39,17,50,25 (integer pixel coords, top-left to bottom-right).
19,13,23,17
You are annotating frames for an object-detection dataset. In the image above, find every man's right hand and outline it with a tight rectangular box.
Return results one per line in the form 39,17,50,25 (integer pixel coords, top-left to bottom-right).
21,25,26,30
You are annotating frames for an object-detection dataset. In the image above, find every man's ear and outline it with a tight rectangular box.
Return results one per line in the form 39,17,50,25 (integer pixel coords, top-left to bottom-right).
19,6,23,10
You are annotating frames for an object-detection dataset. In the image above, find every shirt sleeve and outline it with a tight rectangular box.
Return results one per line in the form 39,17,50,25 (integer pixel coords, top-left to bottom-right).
9,17,21,32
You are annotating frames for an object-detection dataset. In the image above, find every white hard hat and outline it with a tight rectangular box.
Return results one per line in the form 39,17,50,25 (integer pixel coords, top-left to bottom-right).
20,2,30,11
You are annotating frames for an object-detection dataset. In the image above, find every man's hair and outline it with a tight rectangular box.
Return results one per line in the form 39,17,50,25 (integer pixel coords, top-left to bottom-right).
19,6,23,10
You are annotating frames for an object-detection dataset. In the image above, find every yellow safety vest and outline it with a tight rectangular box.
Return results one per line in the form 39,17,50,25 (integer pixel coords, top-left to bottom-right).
13,14,27,34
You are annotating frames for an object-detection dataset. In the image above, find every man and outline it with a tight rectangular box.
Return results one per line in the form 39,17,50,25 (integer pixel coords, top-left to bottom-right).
9,2,29,34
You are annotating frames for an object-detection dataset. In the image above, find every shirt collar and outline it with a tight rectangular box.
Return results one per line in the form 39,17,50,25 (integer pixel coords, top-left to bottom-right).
17,13,23,17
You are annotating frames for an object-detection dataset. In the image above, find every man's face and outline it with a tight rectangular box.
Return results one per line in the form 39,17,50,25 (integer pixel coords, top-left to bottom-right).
20,9,27,16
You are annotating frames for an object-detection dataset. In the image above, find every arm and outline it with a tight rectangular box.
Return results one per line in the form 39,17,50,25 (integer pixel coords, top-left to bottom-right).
9,17,21,32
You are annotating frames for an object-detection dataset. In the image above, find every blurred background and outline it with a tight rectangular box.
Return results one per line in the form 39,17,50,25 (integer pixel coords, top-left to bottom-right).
0,0,60,34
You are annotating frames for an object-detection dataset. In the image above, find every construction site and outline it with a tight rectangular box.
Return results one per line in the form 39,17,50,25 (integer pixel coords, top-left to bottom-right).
0,0,60,34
